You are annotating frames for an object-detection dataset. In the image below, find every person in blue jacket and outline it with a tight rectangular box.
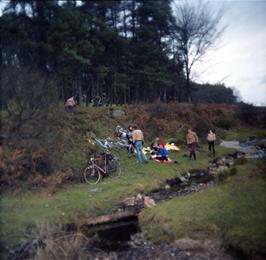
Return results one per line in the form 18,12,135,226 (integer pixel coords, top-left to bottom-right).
154,144,169,161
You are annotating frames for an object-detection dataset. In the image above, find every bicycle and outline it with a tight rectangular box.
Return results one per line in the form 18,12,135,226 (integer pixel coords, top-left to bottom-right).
83,151,121,185
93,137,127,151
93,137,113,150
112,139,128,150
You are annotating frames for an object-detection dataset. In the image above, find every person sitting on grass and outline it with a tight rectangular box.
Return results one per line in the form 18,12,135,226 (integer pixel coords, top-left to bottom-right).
153,144,169,162
151,137,165,154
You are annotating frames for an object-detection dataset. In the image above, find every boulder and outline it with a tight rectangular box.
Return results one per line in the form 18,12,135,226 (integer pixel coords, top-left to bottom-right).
136,193,143,201
144,196,156,208
179,176,188,183
165,185,171,190
123,196,136,207
216,166,229,173
112,109,125,118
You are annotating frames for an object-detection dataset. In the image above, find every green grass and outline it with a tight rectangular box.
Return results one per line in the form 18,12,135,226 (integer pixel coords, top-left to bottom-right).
223,128,266,141
139,161,266,256
0,145,231,250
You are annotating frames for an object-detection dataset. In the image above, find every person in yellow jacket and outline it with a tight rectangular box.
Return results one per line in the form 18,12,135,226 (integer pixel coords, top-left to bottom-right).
186,128,199,160
132,125,148,164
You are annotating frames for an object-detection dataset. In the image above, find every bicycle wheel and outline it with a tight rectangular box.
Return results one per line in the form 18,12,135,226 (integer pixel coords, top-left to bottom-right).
83,166,101,184
108,159,121,178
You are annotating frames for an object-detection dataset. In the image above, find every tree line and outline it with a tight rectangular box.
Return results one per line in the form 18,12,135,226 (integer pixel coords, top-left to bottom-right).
0,0,236,106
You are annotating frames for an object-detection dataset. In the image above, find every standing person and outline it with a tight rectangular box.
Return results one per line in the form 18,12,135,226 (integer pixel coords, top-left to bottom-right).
207,129,216,156
186,128,199,160
65,96,76,113
126,125,134,158
132,125,148,164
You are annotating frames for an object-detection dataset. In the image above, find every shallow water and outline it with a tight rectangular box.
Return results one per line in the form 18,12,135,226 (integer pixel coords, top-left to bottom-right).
220,139,266,158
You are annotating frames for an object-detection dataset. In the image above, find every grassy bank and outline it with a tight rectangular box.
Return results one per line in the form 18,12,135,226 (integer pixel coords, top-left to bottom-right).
0,145,232,251
139,160,266,256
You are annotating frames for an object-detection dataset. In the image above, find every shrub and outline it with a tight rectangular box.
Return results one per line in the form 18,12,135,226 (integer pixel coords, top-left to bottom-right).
256,159,266,178
148,101,169,119
193,120,210,137
1,67,58,140
214,118,234,130
215,167,238,182
234,157,248,165
236,102,259,125
0,145,54,188
215,129,226,142
229,167,238,176
215,170,228,182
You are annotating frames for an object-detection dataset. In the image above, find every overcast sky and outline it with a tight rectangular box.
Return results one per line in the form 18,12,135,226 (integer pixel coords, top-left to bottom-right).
182,0,266,106
1,0,265,105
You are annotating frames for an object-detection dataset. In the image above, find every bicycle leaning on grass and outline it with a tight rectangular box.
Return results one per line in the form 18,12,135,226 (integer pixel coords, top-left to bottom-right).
83,151,121,185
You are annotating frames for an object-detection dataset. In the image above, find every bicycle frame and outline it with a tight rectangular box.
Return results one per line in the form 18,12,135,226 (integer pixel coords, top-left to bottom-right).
94,137,127,151
90,154,110,176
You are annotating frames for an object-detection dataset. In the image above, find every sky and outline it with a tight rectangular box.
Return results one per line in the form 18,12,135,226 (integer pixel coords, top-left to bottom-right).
0,0,265,105
180,0,266,106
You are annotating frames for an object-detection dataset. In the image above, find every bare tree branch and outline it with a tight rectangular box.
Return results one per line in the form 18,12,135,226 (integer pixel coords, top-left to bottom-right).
172,0,226,102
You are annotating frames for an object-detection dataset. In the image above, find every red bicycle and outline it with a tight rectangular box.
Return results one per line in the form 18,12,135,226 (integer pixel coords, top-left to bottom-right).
83,152,121,185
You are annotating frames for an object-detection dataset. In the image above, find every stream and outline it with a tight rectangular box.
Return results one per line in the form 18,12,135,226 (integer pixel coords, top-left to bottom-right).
220,138,266,158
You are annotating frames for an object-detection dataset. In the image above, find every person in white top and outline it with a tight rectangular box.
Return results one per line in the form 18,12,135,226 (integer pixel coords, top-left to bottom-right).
65,96,76,113
207,129,216,156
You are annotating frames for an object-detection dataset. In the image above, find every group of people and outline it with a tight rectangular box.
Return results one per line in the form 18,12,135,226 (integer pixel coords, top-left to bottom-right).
65,97,217,164
122,125,216,164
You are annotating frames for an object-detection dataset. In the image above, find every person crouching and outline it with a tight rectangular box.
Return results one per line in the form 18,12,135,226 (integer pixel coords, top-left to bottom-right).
153,144,169,162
